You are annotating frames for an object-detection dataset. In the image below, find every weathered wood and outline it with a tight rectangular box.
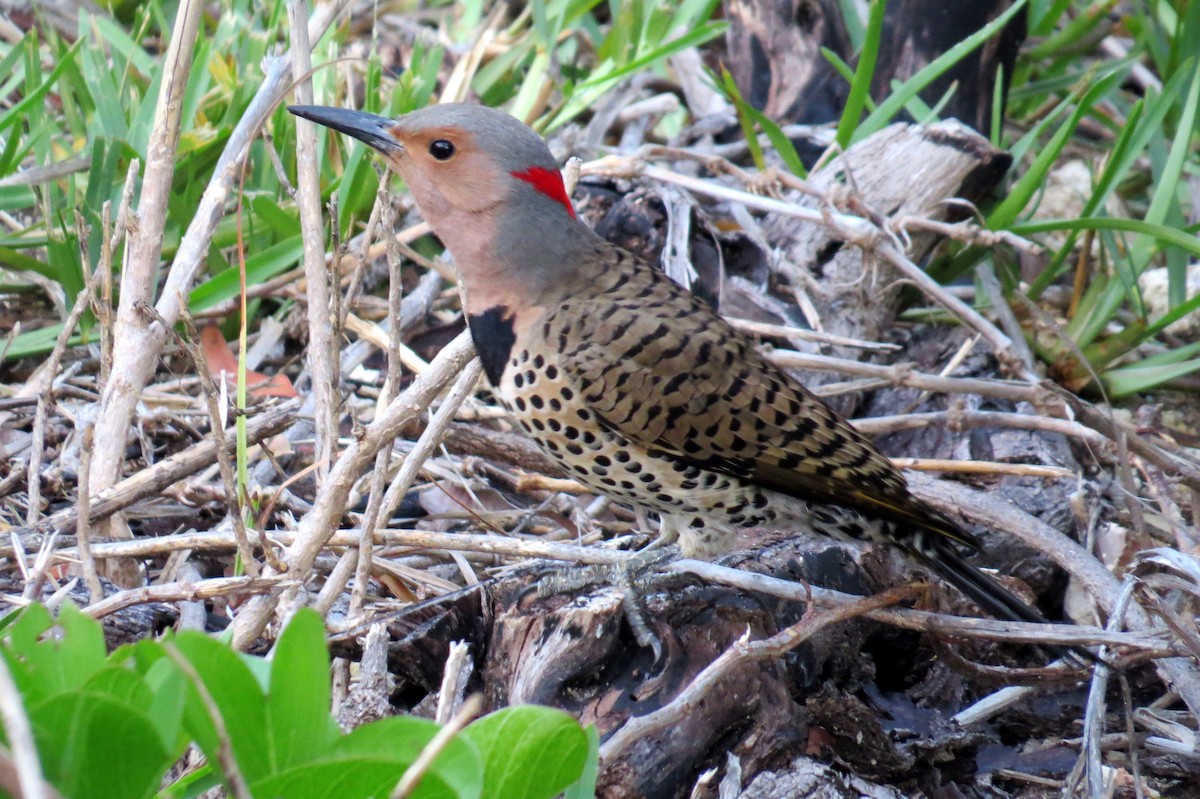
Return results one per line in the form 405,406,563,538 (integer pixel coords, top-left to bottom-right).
766,120,1010,367
723,0,851,126
872,1,1025,134
723,0,1025,136
348,540,914,799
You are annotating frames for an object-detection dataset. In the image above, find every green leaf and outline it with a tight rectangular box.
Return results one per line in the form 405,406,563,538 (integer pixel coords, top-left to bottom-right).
3,603,108,703
837,0,865,45
1,603,55,704
546,22,727,132
720,67,765,170
1137,59,1200,304
0,36,85,135
718,67,807,177
3,322,97,362
159,764,222,799
461,706,588,799
251,758,459,799
335,141,383,235
1144,290,1200,339
141,654,189,755
173,631,272,785
56,599,107,682
247,196,301,238
509,49,552,126
82,666,154,707
90,12,156,77
561,724,599,799
76,28,129,141
1011,216,1200,259
267,609,337,771
244,715,490,799
31,692,170,799
0,184,37,212
332,716,482,799
1024,66,1192,298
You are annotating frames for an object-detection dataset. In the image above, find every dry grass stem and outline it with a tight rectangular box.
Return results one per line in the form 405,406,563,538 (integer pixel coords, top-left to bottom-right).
42,528,624,566
76,425,103,604
88,0,205,512
349,199,410,618
86,0,346,530
230,332,477,649
726,316,900,351
27,281,95,526
768,349,1042,403
676,560,1163,653
9,399,299,542
83,575,291,619
912,473,1200,718
852,409,1109,446
435,641,473,726
890,458,1074,479
171,303,260,577
1045,382,1200,492
380,360,484,523
290,0,338,479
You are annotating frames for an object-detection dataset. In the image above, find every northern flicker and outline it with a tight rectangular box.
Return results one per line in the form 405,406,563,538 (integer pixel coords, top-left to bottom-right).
290,102,1062,631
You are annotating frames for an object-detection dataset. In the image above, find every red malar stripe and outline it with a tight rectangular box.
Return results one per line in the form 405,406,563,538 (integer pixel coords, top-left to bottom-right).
511,166,576,218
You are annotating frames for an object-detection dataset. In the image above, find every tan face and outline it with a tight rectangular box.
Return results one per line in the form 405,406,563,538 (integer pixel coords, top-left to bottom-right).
381,124,510,217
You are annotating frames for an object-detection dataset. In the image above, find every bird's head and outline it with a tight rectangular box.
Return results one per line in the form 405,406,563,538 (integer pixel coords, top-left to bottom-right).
290,102,597,311
289,103,576,226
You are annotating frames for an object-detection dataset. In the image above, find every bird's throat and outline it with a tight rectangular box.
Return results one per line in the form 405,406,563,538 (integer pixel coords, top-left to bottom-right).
466,305,517,385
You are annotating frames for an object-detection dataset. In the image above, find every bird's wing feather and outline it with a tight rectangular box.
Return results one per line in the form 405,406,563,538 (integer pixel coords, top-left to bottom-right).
552,262,976,547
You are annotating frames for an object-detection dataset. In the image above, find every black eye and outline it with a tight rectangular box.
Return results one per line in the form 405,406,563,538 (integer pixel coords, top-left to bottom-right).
429,139,455,160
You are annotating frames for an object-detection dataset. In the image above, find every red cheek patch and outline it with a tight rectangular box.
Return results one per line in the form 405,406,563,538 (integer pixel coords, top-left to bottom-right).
511,166,576,218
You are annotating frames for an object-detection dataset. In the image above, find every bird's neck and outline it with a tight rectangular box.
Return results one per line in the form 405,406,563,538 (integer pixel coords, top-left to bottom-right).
432,203,596,316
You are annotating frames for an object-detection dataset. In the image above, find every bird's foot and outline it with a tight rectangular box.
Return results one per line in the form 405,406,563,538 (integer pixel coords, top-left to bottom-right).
536,545,680,664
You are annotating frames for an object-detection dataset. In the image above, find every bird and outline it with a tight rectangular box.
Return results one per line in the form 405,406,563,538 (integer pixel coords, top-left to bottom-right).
289,102,1068,635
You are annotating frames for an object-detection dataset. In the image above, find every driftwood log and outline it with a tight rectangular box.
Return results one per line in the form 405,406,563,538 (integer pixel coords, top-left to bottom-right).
766,119,1011,361
723,0,1025,135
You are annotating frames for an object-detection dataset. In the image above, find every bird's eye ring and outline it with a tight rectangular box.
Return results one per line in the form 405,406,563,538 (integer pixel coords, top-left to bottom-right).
429,139,455,160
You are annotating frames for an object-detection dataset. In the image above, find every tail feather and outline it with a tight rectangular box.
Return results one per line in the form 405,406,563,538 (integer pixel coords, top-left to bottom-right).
909,532,1050,625
903,527,1097,664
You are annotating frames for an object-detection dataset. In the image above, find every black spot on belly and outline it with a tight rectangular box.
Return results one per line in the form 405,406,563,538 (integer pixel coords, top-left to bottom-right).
467,306,517,385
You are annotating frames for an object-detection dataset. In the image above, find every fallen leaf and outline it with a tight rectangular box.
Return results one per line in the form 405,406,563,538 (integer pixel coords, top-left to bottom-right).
200,324,297,398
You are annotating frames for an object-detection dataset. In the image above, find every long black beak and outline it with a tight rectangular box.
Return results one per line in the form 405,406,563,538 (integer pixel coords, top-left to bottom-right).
288,105,402,155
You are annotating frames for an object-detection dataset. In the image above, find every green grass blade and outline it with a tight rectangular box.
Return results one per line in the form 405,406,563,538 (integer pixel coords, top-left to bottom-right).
857,0,1028,141
720,67,765,170
717,62,808,175
835,0,884,150
1137,60,1200,304
1105,356,1200,398
1026,67,1190,298
0,36,84,135
989,69,1124,230
546,22,726,131
0,244,56,279
837,0,865,47
1012,216,1200,260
